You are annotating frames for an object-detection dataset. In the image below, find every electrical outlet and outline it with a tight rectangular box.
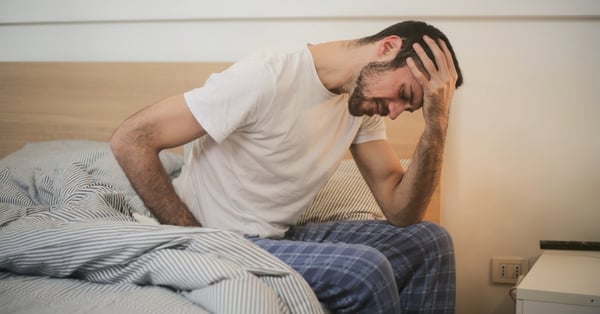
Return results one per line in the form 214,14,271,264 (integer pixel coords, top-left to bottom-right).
491,257,529,284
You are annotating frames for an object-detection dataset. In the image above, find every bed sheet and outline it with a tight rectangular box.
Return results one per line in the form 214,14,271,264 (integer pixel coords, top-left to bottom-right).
0,140,323,314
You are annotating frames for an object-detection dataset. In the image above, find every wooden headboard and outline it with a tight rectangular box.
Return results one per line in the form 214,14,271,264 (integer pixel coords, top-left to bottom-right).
0,62,439,223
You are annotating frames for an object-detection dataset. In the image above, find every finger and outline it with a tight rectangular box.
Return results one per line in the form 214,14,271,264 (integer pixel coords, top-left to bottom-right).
422,36,449,77
437,39,458,80
412,41,438,79
406,56,431,92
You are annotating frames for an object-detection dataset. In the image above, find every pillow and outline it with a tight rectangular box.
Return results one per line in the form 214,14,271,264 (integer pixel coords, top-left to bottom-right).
297,158,410,225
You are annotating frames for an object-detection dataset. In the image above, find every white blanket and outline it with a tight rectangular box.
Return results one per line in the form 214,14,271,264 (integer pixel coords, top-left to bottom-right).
0,140,323,314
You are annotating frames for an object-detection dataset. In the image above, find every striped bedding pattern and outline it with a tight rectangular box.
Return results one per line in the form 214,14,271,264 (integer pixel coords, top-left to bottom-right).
0,140,323,314
298,158,411,225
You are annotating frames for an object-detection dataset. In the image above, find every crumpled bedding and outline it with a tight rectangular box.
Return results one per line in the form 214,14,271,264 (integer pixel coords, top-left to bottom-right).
0,140,323,314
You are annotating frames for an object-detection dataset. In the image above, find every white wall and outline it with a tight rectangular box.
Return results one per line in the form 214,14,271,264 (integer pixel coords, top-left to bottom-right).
443,19,600,313
2,1,600,313
1,0,598,61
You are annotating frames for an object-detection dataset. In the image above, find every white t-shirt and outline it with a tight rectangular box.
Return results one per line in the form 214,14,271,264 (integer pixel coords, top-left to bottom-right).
173,45,386,238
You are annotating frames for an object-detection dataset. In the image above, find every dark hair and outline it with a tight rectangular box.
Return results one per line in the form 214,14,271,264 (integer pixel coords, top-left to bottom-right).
358,21,463,88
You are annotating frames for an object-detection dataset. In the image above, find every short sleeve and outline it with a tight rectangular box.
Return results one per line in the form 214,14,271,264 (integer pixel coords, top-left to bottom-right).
352,115,387,144
184,60,274,143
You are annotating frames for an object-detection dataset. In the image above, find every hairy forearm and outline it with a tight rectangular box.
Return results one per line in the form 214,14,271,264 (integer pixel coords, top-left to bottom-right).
111,143,201,227
385,35,457,226
388,126,446,226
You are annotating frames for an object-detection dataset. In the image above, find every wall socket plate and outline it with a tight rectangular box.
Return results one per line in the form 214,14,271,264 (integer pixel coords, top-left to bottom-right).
491,256,529,284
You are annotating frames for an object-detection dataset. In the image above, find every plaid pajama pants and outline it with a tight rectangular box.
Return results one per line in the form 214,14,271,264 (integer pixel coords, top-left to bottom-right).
248,220,455,314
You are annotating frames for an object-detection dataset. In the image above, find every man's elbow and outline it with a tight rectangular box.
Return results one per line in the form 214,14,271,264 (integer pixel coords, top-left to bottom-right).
388,216,424,228
385,204,427,227
110,125,135,162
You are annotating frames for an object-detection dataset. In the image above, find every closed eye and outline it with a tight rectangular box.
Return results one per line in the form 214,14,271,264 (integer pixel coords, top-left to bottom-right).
410,85,424,111
399,86,409,102
399,86,415,113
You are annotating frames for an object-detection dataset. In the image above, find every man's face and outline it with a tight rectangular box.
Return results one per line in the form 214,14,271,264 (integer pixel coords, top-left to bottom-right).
348,63,424,120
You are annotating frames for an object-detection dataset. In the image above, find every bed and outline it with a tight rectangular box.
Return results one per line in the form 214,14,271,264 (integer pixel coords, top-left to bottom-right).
0,62,441,313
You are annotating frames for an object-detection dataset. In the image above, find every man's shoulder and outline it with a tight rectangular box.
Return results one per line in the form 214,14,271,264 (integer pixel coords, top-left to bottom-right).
247,44,308,61
239,44,311,73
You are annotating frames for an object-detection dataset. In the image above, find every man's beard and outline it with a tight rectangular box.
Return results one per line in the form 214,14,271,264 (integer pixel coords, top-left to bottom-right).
348,74,367,116
348,61,391,117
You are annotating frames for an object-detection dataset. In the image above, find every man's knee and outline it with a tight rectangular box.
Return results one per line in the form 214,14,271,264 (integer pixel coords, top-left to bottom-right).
380,221,455,281
345,244,395,283
317,244,400,313
411,221,455,255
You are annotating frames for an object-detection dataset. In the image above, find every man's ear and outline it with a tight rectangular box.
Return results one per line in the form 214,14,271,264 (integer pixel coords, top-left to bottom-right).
378,35,403,58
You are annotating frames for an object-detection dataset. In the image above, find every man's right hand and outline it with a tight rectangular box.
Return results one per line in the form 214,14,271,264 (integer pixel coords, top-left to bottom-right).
406,35,458,135
111,94,206,227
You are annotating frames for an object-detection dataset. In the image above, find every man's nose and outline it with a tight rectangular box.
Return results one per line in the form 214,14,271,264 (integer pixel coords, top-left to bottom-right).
387,102,405,120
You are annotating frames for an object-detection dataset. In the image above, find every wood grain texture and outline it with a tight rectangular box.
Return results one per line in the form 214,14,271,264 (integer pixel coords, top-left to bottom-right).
0,62,439,223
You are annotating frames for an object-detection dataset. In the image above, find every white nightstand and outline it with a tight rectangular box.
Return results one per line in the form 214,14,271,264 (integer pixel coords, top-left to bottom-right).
516,250,600,314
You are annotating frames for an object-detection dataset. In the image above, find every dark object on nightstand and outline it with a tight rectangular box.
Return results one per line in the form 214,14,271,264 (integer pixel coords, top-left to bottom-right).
540,240,600,251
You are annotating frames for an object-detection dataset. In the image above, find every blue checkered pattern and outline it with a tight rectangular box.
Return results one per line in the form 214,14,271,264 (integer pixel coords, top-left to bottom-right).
249,220,455,314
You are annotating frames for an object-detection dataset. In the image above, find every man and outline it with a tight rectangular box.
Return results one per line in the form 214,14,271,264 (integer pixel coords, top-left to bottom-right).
111,20,463,313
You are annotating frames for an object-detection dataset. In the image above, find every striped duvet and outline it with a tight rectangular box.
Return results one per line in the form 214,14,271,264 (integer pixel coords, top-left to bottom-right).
0,140,323,314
